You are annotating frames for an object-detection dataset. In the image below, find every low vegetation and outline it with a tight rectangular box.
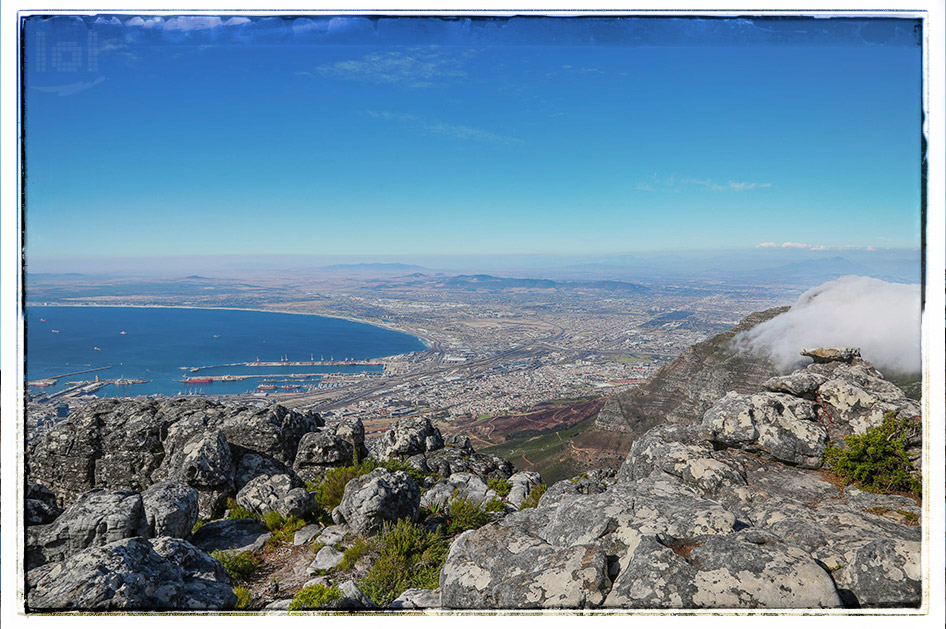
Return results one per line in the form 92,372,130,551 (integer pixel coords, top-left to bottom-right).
288,584,342,611
824,413,921,496
309,458,430,513
443,496,492,537
210,549,261,584
486,478,512,497
337,536,371,572
359,519,449,608
519,483,547,509
233,586,252,610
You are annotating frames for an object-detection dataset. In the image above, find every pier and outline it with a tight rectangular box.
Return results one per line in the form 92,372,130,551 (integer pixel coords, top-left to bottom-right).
189,359,383,373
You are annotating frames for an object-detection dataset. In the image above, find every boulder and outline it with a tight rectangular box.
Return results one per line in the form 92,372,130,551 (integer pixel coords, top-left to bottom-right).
506,471,543,508
420,473,494,509
390,588,441,609
191,518,271,554
235,473,295,516
157,430,235,520
307,546,345,574
334,468,421,535
334,417,368,461
27,537,235,611
293,431,354,478
275,487,317,520
801,347,862,364
28,488,148,569
702,392,826,468
231,449,294,490
372,417,443,460
336,580,379,610
141,481,199,538
422,450,514,480
213,404,321,466
293,523,323,546
26,483,62,525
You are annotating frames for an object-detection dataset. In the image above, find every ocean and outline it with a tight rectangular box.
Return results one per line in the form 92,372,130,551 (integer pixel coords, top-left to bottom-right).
25,306,427,397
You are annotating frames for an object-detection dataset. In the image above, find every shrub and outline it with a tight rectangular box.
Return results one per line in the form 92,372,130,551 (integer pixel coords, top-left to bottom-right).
483,496,506,513
211,549,261,583
824,413,921,496
337,536,371,572
233,586,252,610
444,497,491,537
519,483,547,509
262,513,308,549
486,478,512,497
288,584,343,611
358,519,449,608
313,460,377,511
377,458,429,486
191,518,207,535
225,499,259,521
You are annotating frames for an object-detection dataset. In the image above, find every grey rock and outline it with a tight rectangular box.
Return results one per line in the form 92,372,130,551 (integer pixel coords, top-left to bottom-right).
264,599,292,610
26,537,235,611
159,430,235,520
421,473,493,509
506,471,543,508
702,392,826,468
28,488,148,569
293,523,323,546
232,449,293,490
307,546,345,573
443,434,473,452
828,538,921,608
390,588,441,609
801,347,862,364
334,417,368,461
336,580,378,610
373,416,444,460
423,449,514,480
293,431,354,481
440,524,611,609
335,468,421,535
316,525,348,547
276,487,317,520
191,518,271,554
235,473,295,516
762,372,828,398
141,481,199,538
26,483,62,525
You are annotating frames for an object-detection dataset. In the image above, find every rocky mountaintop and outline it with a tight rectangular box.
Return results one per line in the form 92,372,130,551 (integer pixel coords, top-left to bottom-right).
594,306,788,437
23,344,923,611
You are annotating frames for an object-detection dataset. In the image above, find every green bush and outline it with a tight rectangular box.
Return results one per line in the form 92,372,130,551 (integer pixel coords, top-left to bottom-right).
191,518,207,535
377,458,429,486
486,478,512,497
337,536,371,572
359,519,449,608
233,586,252,610
313,460,378,511
824,413,921,496
444,497,491,537
211,549,261,583
483,496,506,512
288,584,343,611
225,499,260,521
520,483,547,509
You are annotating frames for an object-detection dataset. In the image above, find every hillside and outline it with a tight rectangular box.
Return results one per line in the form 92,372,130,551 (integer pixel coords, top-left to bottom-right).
594,306,788,438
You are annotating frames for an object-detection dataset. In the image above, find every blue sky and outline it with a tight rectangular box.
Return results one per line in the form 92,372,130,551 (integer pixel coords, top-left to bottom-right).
23,15,923,265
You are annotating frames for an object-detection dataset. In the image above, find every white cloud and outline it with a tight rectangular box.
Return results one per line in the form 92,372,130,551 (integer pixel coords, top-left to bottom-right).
163,16,223,32
32,76,105,97
365,110,522,145
755,241,878,251
317,49,469,88
636,174,772,193
732,275,921,374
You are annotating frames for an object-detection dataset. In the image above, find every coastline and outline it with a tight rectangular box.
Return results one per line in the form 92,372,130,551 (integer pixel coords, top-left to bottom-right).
24,301,434,352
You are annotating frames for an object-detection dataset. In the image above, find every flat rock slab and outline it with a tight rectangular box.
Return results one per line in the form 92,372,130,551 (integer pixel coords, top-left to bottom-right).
308,546,345,574
293,523,323,546
191,518,271,554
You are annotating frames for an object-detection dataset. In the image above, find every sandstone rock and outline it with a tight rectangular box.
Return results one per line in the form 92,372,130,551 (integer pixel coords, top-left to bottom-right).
213,404,321,466
801,347,861,364
423,450,514,480
27,537,235,611
232,449,294,490
293,431,354,478
26,483,62,525
316,525,349,547
372,417,444,460
141,481,199,538
333,417,368,461
440,524,610,609
828,538,921,607
702,392,826,468
337,580,378,609
149,536,237,609
191,518,271,554
506,471,543,508
28,488,148,569
293,523,323,546
276,487,317,520
158,430,234,520
390,588,441,609
420,473,493,509
334,469,421,535
762,372,828,398
235,473,295,516
307,546,345,574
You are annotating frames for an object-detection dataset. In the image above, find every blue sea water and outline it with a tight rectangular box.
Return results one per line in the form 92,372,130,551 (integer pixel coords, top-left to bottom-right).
26,306,426,397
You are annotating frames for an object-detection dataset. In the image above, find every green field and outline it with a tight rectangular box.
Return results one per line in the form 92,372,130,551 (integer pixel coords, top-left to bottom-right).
479,416,597,484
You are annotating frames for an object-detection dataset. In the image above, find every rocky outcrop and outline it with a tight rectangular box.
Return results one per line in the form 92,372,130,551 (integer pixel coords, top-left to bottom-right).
420,473,496,509
191,518,271,554
371,416,444,460
27,399,322,518
595,307,788,436
439,350,922,610
26,483,62,526
293,431,354,482
334,468,421,535
26,537,235,611
27,488,148,570
141,481,199,538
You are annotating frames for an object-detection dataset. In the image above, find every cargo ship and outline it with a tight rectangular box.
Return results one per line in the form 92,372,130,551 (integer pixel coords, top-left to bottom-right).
180,378,212,384
257,384,277,391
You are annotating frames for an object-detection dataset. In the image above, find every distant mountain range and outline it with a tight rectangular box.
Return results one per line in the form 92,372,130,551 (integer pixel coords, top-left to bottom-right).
320,263,429,273
433,274,651,292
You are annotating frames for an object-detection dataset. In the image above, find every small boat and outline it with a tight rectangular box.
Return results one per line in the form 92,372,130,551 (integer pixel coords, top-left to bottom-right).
213,334,220,338
51,330,60,334
120,331,127,335
93,347,102,351
40,318,47,322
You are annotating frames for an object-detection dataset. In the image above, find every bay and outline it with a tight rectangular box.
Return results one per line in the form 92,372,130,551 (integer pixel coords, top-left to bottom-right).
25,306,426,397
